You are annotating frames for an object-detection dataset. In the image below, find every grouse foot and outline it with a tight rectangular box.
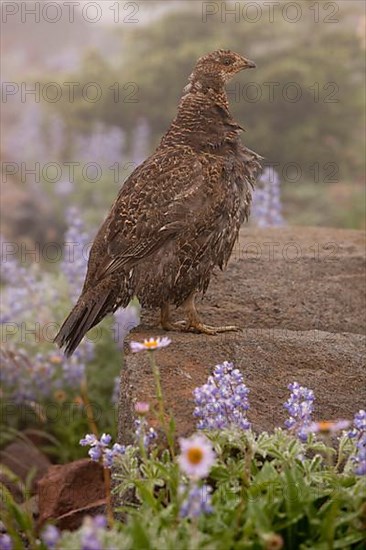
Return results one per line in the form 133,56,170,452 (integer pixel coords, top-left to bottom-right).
160,303,187,331
186,321,241,335
160,295,241,335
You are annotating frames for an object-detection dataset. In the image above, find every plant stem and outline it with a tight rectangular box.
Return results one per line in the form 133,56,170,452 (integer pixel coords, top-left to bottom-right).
138,419,148,462
103,467,115,528
334,434,347,472
149,352,175,458
324,433,335,469
80,378,99,437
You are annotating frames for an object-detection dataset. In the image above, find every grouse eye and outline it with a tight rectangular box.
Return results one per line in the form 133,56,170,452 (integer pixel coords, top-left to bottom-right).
222,57,232,66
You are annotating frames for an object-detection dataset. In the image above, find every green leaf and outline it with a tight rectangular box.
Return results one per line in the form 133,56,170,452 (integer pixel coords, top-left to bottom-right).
129,516,153,549
134,480,160,511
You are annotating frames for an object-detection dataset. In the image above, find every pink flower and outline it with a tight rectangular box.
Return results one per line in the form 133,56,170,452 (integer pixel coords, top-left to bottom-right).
135,401,150,415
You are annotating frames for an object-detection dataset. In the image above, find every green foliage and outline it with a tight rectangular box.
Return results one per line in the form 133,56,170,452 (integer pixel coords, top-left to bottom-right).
0,464,48,550
282,181,366,229
58,429,365,549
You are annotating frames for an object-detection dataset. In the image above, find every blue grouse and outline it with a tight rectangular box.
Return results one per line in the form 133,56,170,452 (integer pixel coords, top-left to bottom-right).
55,50,262,355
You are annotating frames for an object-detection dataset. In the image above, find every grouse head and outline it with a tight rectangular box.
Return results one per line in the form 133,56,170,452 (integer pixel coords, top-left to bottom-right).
187,49,256,91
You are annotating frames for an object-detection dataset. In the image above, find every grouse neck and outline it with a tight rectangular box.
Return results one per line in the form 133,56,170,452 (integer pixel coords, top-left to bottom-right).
183,79,230,111
159,85,236,149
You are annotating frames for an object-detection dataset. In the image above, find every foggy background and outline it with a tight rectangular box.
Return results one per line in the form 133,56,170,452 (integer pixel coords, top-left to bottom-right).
1,0,365,251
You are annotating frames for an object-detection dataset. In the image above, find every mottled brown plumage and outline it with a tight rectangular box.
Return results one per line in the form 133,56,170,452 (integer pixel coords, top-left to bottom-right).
55,50,262,355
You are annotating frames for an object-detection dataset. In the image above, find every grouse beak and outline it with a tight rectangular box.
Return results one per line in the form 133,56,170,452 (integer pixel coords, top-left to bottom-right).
241,58,256,70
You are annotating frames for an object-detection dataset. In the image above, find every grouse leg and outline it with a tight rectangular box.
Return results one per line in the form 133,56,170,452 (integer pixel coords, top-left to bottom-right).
160,303,187,331
183,293,241,335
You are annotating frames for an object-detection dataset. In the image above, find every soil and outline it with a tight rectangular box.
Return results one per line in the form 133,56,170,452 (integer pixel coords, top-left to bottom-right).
118,227,366,441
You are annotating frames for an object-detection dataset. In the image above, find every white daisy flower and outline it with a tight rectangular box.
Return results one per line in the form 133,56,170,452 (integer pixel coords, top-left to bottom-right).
305,420,350,434
130,337,171,353
178,434,216,479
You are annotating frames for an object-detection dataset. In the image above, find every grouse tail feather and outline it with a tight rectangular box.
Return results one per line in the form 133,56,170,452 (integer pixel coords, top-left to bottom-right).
54,289,111,357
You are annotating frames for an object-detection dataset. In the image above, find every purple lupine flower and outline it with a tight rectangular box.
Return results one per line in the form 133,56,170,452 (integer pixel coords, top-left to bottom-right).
252,167,284,228
0,235,28,285
103,443,126,468
61,359,85,389
0,534,12,550
353,444,366,476
81,531,103,550
3,103,47,164
100,433,112,446
131,117,151,166
348,410,366,476
92,515,107,529
284,382,314,442
348,409,366,436
75,123,125,168
1,218,94,407
89,446,102,461
3,101,65,167
0,234,49,329
0,348,65,404
112,376,120,405
0,346,90,404
193,361,250,430
80,433,125,468
179,483,213,518
80,434,98,446
134,418,157,449
113,303,140,348
41,524,60,549
80,515,107,550
60,207,92,301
